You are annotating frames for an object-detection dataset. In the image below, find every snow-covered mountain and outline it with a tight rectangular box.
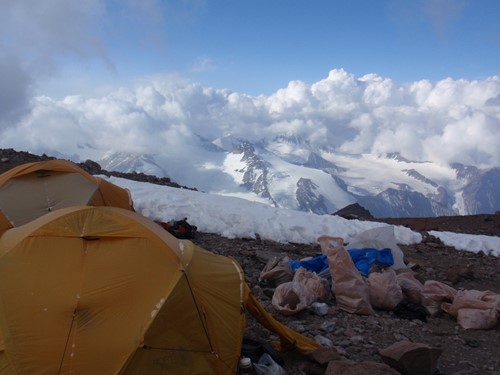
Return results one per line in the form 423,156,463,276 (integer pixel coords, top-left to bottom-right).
97,136,499,218
99,152,168,177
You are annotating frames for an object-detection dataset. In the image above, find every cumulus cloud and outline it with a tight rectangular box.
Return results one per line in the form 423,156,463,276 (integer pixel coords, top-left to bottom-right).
2,0,498,173
2,68,499,170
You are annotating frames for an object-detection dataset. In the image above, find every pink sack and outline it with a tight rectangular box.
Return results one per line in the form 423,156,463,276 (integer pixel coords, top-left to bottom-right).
368,269,404,311
441,290,500,317
272,267,330,315
259,255,294,287
420,280,457,316
293,267,331,302
396,271,424,304
318,236,374,315
457,308,499,330
441,289,500,329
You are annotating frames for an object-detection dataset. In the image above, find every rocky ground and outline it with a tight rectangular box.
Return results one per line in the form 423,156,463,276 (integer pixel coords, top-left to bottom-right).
191,217,500,375
1,149,499,374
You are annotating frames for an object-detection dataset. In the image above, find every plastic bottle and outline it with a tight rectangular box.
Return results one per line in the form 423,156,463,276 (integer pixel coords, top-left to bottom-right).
239,357,254,375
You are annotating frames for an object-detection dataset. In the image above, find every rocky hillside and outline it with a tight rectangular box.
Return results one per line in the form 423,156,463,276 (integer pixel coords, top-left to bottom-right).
0,148,195,190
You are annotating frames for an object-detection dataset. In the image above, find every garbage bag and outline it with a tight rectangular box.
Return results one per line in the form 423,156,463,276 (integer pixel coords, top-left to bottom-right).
288,255,329,273
456,308,498,330
368,269,404,310
441,290,500,317
347,226,406,270
348,247,394,276
253,353,285,375
441,289,500,329
420,280,457,316
271,267,330,315
318,235,374,315
396,271,424,304
259,256,294,287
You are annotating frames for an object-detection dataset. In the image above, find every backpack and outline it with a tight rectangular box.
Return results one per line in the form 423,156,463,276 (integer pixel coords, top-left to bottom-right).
158,218,197,239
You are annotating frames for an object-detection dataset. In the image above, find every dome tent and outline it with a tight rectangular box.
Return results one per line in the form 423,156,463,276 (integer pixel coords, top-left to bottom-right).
0,159,133,230
0,206,320,374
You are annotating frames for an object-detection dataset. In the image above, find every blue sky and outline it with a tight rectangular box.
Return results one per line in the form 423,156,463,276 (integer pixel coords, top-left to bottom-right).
15,0,498,97
1,0,500,171
154,0,500,95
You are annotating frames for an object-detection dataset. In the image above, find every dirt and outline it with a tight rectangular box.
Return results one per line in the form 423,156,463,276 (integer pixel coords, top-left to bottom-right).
2,149,500,374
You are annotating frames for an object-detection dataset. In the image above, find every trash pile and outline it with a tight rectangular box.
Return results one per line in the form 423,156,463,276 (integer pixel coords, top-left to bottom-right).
255,227,500,373
261,230,500,330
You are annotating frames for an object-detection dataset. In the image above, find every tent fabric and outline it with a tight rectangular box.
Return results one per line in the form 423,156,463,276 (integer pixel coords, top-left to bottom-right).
0,159,133,227
0,206,320,374
0,211,11,238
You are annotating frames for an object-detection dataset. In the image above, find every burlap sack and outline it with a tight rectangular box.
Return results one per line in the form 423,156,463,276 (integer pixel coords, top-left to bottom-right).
396,271,424,304
368,269,404,310
259,255,294,287
441,289,500,329
272,267,330,315
441,289,500,317
318,235,374,315
457,308,499,330
420,280,457,316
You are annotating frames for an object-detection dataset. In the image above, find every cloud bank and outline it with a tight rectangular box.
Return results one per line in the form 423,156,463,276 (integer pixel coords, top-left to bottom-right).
1,1,499,171
2,70,499,169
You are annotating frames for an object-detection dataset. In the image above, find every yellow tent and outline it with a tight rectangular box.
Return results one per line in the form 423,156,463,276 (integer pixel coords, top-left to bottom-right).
0,206,320,374
0,159,133,229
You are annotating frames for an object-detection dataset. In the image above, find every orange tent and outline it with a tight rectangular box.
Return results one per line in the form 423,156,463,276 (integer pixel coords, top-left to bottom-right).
0,206,319,374
0,159,133,230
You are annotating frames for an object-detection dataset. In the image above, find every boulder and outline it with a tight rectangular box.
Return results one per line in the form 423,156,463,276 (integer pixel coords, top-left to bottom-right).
379,341,442,375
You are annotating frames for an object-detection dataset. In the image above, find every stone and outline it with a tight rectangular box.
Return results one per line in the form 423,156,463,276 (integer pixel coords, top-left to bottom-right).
306,347,342,365
314,335,333,348
320,320,336,332
379,341,443,375
309,302,330,316
349,335,364,344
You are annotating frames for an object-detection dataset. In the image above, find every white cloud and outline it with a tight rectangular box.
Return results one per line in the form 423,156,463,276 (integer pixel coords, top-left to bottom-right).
2,1,497,173
360,75,396,107
1,68,499,170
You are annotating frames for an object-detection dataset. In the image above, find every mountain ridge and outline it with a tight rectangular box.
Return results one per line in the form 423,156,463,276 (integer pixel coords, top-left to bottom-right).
2,147,499,220
94,135,500,218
